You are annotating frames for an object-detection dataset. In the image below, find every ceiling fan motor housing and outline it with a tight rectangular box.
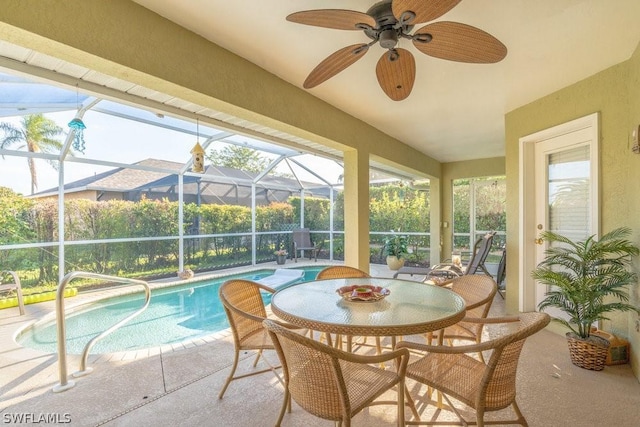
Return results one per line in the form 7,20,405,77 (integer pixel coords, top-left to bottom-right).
367,1,413,49
367,1,397,26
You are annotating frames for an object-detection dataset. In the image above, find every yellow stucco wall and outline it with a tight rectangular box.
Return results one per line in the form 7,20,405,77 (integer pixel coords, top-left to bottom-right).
625,41,640,378
506,42,640,377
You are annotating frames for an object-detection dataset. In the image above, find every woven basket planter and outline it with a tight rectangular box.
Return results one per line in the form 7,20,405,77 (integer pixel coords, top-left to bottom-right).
566,332,610,371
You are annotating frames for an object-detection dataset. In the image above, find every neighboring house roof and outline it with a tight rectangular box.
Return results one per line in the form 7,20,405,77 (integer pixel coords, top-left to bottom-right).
32,159,181,198
32,158,330,200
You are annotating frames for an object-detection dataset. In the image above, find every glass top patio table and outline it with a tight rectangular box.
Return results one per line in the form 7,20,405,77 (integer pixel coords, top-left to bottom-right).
270,277,466,338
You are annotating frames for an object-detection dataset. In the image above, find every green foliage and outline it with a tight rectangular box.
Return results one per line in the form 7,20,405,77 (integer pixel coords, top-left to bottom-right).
0,181,438,287
453,181,470,235
383,234,408,258
367,184,430,263
207,145,269,173
288,196,331,231
255,202,294,231
0,114,64,194
475,180,506,231
453,177,506,252
369,185,430,238
532,227,640,339
0,187,35,245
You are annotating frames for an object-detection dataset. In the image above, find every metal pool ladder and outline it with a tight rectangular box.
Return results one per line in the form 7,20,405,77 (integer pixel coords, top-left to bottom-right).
53,271,151,393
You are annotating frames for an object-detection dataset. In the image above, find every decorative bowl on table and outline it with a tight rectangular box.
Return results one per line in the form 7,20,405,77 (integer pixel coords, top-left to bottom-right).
336,285,390,302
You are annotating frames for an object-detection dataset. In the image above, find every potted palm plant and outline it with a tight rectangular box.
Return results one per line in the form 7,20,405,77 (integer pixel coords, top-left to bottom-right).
532,227,639,370
383,233,408,270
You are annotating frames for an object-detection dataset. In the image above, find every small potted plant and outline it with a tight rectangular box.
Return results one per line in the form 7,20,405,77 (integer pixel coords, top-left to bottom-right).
177,268,194,279
383,232,408,270
532,227,639,370
274,245,288,265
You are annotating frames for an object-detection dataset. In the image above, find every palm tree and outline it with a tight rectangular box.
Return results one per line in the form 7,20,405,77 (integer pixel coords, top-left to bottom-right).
0,114,64,194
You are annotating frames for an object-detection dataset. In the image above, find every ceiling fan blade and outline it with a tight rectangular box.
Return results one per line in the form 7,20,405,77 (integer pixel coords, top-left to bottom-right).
286,10,375,30
413,21,507,63
376,48,416,101
392,0,461,25
303,44,369,89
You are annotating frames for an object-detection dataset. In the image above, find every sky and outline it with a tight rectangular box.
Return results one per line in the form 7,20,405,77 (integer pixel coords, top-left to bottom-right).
0,108,197,195
0,107,345,196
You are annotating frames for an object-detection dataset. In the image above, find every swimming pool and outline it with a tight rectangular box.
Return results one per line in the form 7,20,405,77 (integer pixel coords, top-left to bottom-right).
17,266,325,355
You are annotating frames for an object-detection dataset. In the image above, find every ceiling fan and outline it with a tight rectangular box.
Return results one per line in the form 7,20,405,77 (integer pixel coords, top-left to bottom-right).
287,0,507,101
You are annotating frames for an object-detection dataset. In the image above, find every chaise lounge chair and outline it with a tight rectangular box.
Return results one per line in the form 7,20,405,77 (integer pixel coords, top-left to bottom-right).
255,269,305,291
393,232,496,280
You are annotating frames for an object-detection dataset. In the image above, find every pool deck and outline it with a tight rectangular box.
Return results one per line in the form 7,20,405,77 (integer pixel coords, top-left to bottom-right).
1,262,640,426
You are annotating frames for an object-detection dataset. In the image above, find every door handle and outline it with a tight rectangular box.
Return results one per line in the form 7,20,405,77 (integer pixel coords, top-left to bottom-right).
534,238,544,245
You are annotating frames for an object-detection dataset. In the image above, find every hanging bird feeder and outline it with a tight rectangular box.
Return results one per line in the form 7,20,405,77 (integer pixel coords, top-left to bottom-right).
191,142,205,173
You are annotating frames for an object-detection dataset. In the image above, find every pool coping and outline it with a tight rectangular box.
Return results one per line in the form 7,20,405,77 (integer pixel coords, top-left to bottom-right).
3,261,332,365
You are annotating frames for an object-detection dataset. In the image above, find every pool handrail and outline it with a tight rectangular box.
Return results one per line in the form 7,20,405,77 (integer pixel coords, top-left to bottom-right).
53,271,151,393
0,270,25,315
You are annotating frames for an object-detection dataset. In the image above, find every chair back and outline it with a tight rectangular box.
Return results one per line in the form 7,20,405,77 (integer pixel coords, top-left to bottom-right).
292,228,313,248
465,232,496,275
481,312,550,410
219,279,271,347
263,318,408,425
450,274,497,316
448,275,497,341
316,265,369,279
263,319,351,421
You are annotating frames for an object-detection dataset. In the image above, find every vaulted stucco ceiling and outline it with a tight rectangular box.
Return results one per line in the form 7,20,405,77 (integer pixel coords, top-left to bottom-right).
133,0,640,163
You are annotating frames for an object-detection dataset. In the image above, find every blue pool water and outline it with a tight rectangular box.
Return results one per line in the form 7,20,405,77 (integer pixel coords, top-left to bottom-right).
17,267,324,354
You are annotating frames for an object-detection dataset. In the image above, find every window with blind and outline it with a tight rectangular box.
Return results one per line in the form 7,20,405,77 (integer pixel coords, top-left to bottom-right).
547,145,590,242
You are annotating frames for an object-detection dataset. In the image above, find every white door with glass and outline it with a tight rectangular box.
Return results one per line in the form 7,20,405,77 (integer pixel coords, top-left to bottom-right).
519,113,598,312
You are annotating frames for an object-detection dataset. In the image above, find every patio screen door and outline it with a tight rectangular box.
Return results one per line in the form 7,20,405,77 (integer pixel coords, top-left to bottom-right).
533,125,597,314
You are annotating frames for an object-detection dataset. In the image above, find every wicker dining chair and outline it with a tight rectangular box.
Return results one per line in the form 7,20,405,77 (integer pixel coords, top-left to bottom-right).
396,312,550,426
427,275,498,361
316,265,380,352
218,279,302,399
316,265,369,280
263,318,410,427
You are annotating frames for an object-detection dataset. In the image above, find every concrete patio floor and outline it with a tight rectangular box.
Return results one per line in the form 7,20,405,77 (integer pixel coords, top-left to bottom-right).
1,262,639,426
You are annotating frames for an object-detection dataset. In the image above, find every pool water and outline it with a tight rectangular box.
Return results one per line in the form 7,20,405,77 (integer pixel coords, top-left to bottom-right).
17,267,324,355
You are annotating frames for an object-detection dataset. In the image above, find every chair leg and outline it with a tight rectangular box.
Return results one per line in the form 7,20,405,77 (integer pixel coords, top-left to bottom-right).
220,348,283,399
252,349,263,367
404,384,421,420
397,378,405,427
511,401,528,426
218,349,240,399
275,388,290,427
441,393,469,426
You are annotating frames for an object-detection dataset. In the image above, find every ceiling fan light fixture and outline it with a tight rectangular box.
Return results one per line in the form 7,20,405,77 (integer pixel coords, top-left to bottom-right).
379,29,399,49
